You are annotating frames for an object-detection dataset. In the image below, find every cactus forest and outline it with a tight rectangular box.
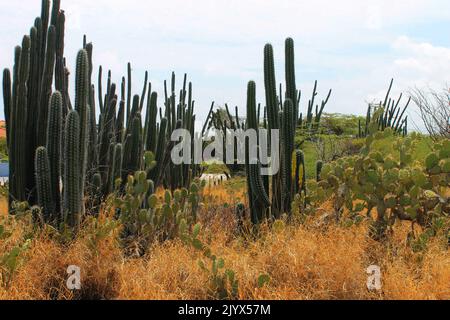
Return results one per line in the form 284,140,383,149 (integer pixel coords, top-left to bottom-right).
0,1,449,301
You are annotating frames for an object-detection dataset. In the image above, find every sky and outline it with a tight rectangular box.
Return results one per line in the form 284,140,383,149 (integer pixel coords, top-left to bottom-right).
1,0,449,131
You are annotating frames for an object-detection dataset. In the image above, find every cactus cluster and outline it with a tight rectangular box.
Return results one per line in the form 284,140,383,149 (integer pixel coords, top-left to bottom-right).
115,168,203,256
3,1,69,211
359,79,410,138
309,114,450,242
301,80,332,133
3,0,199,229
204,103,245,174
241,38,332,223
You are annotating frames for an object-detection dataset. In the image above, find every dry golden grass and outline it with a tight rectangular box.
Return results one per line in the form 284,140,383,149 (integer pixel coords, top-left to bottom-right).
0,191,449,300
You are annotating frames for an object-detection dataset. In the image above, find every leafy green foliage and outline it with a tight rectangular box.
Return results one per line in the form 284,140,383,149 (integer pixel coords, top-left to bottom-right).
0,217,32,288
320,113,364,136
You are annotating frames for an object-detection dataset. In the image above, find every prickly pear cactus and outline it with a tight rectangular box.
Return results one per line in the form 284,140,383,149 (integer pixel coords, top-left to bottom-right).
311,126,449,244
112,169,204,256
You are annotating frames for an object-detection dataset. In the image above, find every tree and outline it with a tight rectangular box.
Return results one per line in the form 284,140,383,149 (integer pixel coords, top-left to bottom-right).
410,86,450,141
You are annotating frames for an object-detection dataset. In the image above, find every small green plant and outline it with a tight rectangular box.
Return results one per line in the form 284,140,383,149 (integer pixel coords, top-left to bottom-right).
179,222,239,300
0,221,32,288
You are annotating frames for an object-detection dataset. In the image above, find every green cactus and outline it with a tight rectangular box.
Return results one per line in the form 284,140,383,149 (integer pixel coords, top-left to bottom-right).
241,38,332,223
129,115,143,173
11,36,31,206
294,150,306,196
46,91,62,215
2,69,12,148
111,143,123,189
361,79,410,138
74,49,90,207
285,38,298,127
245,81,270,224
35,146,55,222
63,110,81,229
37,25,56,148
281,99,294,213
264,43,282,218
312,128,449,243
149,117,168,184
145,92,158,153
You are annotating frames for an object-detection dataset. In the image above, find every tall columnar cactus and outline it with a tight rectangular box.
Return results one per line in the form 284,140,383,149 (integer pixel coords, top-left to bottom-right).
294,150,306,196
145,92,158,153
4,0,68,210
128,114,143,173
74,49,90,210
106,142,115,194
63,110,81,229
281,99,295,213
285,38,298,127
246,81,270,224
243,38,332,223
360,79,410,138
3,69,12,148
10,36,31,207
264,44,282,218
302,80,332,131
111,143,123,190
36,25,56,148
149,117,168,184
35,146,55,222
46,91,63,215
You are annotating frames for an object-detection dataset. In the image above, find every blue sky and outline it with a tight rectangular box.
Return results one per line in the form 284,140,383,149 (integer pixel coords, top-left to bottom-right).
1,0,449,131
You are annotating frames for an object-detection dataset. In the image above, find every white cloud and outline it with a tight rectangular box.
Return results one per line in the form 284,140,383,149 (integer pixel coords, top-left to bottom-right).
366,5,383,30
392,36,450,83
